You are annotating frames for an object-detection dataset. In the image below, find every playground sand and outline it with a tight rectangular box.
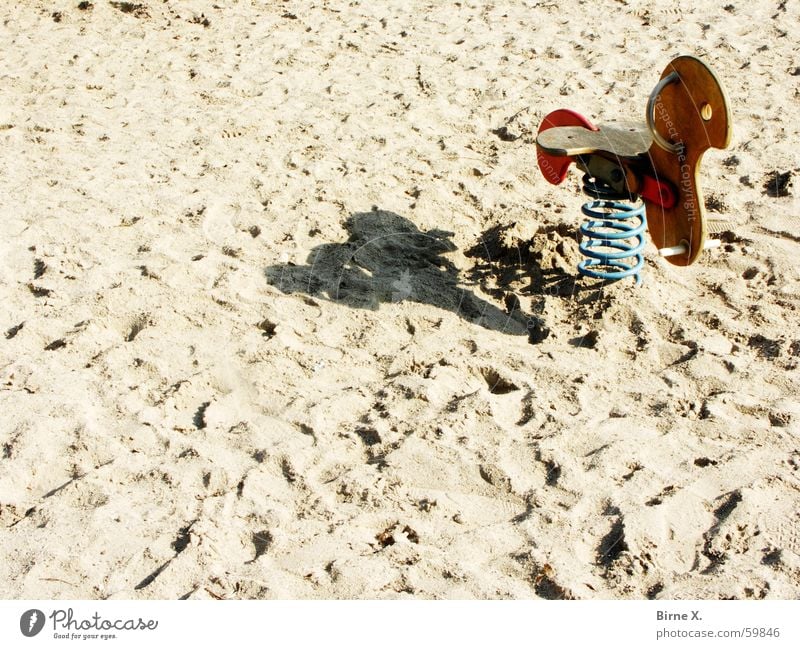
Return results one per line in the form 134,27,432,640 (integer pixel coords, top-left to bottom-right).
1,1,798,599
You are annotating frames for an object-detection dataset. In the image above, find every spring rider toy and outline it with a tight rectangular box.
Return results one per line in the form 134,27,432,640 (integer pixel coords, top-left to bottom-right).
535,55,732,284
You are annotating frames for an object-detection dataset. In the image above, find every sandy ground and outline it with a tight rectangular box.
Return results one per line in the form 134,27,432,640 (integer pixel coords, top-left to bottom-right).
1,0,799,600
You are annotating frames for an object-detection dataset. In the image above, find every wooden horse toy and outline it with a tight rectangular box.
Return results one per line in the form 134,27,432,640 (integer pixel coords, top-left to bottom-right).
535,55,732,283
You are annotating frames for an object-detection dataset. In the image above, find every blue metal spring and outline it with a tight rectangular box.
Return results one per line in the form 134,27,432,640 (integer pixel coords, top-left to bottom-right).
578,175,647,284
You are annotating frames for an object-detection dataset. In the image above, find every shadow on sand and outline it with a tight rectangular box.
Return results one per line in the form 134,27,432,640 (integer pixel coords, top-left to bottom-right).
264,209,540,339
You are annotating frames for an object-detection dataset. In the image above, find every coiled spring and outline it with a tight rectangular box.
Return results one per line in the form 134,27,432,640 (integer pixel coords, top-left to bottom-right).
578,174,647,284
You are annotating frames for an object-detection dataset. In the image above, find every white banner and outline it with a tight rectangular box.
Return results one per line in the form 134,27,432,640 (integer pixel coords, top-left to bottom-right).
1,600,797,648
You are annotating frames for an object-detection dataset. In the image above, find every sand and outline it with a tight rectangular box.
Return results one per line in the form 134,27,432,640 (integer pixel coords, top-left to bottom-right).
1,0,798,600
